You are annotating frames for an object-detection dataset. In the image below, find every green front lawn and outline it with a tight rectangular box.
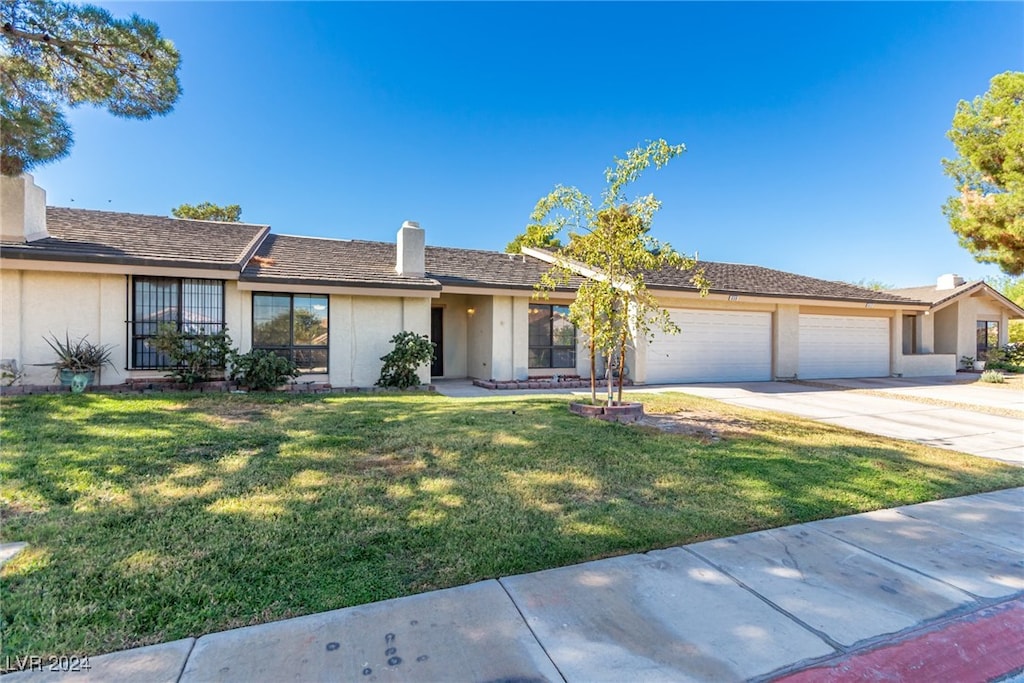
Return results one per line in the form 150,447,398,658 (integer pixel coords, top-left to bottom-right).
2,392,1020,660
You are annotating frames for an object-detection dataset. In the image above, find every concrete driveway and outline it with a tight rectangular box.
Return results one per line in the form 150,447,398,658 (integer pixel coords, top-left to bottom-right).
672,377,1023,465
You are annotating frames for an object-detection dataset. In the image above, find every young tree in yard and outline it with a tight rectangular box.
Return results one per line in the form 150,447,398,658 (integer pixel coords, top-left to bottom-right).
942,71,1024,276
513,139,709,405
172,202,242,222
0,0,181,175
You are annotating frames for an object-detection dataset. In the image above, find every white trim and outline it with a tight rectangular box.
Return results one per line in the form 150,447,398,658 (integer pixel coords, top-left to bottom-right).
236,280,438,298
1,257,242,280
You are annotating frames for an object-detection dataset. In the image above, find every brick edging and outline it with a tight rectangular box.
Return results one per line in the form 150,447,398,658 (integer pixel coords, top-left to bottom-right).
473,377,633,391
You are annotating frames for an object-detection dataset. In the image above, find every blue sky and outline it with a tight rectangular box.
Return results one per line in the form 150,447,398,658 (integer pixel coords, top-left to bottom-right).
33,1,1023,288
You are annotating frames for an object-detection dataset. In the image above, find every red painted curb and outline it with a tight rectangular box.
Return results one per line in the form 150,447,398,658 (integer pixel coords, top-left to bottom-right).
774,597,1024,683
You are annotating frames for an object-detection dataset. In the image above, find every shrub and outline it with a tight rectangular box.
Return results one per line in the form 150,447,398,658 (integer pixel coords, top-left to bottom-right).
231,349,299,391
150,324,233,388
376,332,434,389
1002,342,1024,365
980,369,1005,383
985,345,1024,373
43,332,115,376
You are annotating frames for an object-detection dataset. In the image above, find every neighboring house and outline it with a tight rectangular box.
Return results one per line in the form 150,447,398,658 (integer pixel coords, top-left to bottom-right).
886,275,1024,365
4,173,1008,388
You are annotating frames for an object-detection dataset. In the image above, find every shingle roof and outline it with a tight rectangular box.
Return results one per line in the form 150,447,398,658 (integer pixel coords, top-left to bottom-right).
240,234,438,290
885,281,981,306
525,248,925,304
645,261,924,303
239,236,584,291
0,207,268,270
886,281,1024,317
0,207,925,305
426,245,584,291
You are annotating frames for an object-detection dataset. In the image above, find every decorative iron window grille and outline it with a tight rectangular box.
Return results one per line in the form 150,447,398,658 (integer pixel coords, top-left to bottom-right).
128,277,226,369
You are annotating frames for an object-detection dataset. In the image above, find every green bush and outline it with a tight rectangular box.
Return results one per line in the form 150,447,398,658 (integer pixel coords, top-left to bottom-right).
984,345,1024,373
980,369,1005,383
1002,343,1024,365
376,332,434,389
231,349,300,391
150,324,234,388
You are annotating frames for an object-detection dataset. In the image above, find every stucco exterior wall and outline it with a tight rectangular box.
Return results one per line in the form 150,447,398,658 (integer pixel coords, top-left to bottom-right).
224,282,245,352
901,353,957,377
0,269,130,385
932,293,1015,362
773,304,800,379
934,303,959,355
466,295,493,379
957,298,976,361
490,296,515,381
1,269,22,372
918,313,935,353
511,296,529,381
402,297,432,385
327,295,430,387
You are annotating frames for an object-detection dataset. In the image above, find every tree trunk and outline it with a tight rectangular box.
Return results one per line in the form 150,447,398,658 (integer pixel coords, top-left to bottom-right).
616,329,628,404
589,300,597,404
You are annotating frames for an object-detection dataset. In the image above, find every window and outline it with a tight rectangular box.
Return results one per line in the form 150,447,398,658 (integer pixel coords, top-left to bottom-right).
977,320,999,358
131,277,225,368
253,293,328,373
529,304,576,368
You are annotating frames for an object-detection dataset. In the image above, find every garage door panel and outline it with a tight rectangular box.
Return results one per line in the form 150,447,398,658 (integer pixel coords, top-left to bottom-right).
647,310,771,383
799,315,889,379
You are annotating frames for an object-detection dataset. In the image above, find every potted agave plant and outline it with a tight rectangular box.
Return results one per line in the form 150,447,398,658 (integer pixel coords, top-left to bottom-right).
44,333,115,392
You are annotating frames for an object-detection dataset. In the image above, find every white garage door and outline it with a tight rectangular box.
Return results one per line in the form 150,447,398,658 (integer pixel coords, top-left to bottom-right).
799,315,889,379
646,310,772,383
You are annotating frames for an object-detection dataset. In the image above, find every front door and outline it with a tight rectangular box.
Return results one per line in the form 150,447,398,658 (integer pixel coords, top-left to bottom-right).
430,307,444,377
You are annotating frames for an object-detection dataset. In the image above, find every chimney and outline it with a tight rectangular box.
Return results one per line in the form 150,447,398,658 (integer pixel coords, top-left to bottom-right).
396,220,425,276
936,273,965,290
0,173,48,243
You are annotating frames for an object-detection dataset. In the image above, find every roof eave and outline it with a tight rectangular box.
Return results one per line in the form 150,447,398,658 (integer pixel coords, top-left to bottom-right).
0,248,245,273
238,274,442,292
647,284,929,308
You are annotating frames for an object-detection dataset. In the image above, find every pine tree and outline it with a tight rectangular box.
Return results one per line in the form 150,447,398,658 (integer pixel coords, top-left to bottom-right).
1,0,181,175
172,202,243,223
942,71,1024,276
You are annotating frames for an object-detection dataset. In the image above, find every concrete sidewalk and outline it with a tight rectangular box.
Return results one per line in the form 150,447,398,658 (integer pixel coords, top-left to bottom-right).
5,488,1022,682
